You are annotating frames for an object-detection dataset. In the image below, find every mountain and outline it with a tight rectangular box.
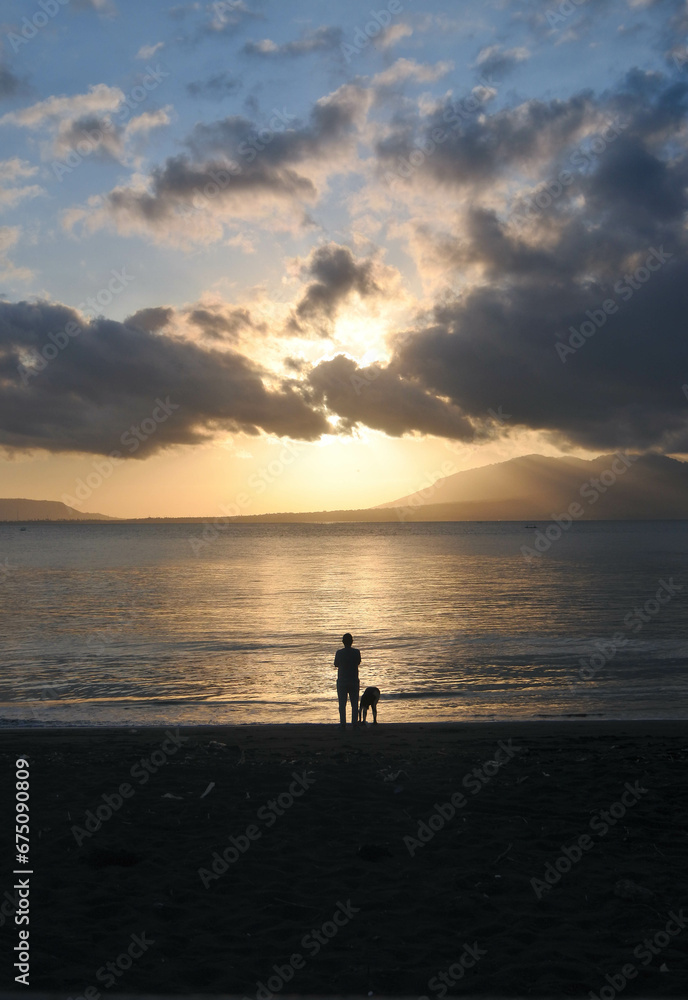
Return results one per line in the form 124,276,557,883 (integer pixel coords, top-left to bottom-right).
374,453,688,520
0,499,114,521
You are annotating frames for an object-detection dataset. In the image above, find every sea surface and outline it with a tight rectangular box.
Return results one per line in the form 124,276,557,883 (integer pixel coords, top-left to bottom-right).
1,521,687,726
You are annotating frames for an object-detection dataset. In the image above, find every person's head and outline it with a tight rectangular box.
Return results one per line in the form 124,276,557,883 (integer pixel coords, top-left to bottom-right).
342,633,353,646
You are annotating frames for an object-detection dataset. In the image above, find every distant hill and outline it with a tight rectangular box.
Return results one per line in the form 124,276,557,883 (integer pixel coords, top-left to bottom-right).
0,499,114,521
218,452,688,522
374,453,688,520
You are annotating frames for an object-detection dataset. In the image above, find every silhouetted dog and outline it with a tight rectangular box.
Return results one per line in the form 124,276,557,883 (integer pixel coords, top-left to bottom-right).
358,686,380,723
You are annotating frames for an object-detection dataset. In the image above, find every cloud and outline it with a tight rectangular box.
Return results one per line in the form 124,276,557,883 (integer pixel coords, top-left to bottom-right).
6,11,683,463
0,158,38,184
124,306,174,332
122,108,172,138
0,84,171,166
175,1,264,43
0,227,33,284
391,248,688,453
186,303,266,341
371,58,454,89
136,42,165,59
49,113,121,162
0,159,45,212
76,82,369,245
0,65,21,100
49,107,171,166
0,300,329,457
509,0,617,45
288,243,395,336
307,354,476,440
374,89,600,193
72,0,110,7
515,0,678,49
373,72,688,453
126,300,265,342
0,84,123,130
243,25,342,58
203,0,261,34
664,1,688,67
128,297,269,344
377,22,413,50
70,0,117,14
186,72,241,99
474,44,530,77
97,153,316,245
185,82,367,160
168,3,201,18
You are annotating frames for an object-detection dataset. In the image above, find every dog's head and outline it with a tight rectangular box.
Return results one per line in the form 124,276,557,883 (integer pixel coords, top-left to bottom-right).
359,687,380,720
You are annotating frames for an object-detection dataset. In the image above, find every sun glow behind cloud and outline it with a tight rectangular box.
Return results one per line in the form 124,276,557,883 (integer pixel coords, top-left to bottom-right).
331,311,395,365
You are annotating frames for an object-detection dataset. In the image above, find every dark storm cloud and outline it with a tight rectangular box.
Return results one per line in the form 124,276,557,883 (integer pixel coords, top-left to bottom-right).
333,66,688,454
587,134,688,226
243,25,343,58
607,68,688,142
289,244,385,335
377,71,688,453
187,305,266,340
0,300,328,457
376,89,597,190
392,249,688,453
105,83,366,228
307,355,476,440
124,306,174,332
186,72,242,99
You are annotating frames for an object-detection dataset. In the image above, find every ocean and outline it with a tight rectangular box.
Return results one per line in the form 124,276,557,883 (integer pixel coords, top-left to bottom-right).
1,520,687,726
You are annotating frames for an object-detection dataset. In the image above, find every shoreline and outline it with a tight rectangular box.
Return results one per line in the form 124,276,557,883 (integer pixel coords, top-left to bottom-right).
4,518,688,524
2,718,687,737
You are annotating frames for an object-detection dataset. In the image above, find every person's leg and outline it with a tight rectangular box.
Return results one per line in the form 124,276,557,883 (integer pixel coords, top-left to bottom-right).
350,680,360,724
336,679,347,725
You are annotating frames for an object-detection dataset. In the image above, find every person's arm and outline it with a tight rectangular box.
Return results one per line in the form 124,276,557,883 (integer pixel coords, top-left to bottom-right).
356,649,361,666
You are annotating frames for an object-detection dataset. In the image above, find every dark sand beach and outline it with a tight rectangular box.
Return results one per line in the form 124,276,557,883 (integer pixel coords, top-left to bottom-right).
1,721,687,998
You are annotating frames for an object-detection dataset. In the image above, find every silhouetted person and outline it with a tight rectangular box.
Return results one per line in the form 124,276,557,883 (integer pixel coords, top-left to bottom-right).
334,632,361,726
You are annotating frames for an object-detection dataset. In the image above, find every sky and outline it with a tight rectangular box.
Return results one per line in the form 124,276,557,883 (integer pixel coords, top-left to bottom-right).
0,0,687,517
